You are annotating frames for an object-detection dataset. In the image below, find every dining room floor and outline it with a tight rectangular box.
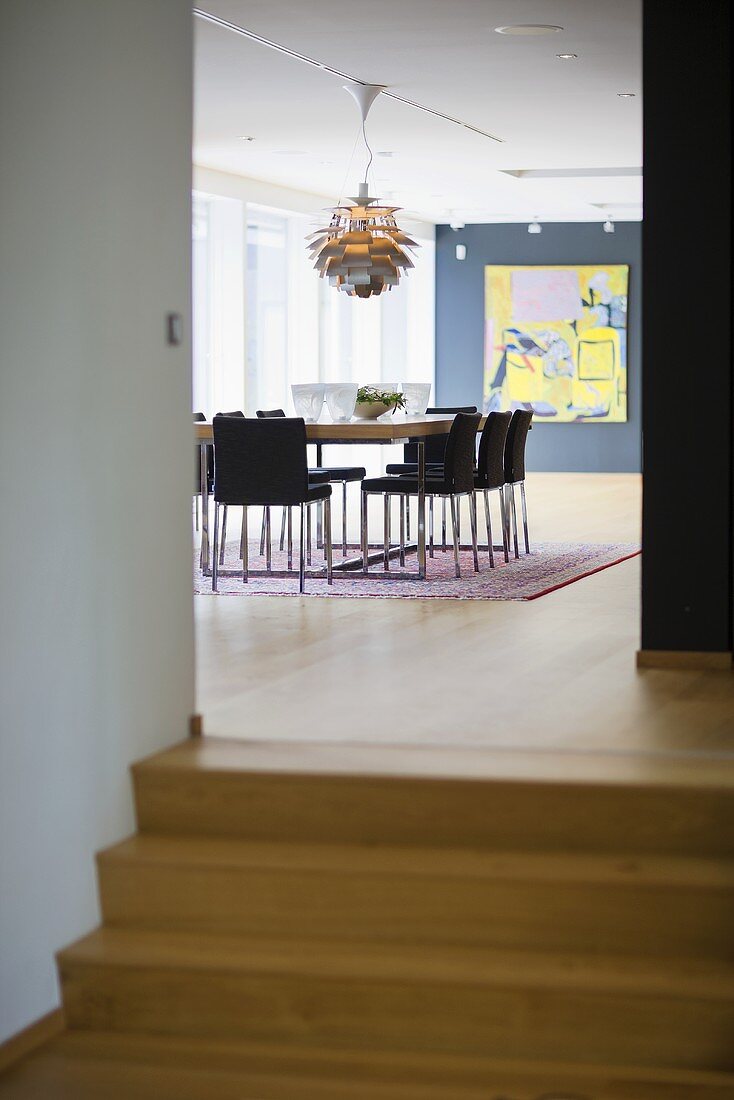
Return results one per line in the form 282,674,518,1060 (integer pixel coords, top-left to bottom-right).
194,472,734,763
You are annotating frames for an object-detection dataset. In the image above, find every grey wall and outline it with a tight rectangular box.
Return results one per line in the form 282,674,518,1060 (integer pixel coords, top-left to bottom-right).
0,0,194,1042
435,222,641,472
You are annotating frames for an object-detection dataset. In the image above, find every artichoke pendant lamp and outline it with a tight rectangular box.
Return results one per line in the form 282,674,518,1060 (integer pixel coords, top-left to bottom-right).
307,83,419,298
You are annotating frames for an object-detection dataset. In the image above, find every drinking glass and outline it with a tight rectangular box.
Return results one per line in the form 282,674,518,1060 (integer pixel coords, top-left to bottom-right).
401,382,432,416
291,383,325,422
324,383,358,421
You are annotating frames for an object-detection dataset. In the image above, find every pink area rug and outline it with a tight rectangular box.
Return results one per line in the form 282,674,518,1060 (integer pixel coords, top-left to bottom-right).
194,541,640,600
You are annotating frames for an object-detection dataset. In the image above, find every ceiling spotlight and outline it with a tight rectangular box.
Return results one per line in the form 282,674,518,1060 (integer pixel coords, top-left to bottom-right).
556,53,578,60
603,216,615,233
617,92,636,98
238,135,255,141
528,217,542,234
449,219,466,231
495,24,563,35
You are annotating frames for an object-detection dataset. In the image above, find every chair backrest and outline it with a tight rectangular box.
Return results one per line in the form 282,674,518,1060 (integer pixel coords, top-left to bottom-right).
216,410,245,417
504,409,533,483
256,409,286,419
405,405,478,465
442,412,481,492
477,411,512,489
193,411,206,422
213,415,310,506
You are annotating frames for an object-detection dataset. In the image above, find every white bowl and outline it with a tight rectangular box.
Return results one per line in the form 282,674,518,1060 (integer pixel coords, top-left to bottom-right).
291,383,325,422
324,383,358,422
402,382,432,416
354,401,391,419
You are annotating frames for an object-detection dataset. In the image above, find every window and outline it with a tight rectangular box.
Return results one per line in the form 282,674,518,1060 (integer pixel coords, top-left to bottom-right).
192,196,435,428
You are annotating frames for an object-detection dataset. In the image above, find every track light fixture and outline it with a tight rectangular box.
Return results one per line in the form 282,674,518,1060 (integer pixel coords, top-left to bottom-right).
528,217,542,234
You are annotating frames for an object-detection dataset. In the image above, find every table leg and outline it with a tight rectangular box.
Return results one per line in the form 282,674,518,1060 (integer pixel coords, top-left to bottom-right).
316,443,323,549
199,442,210,571
417,440,426,579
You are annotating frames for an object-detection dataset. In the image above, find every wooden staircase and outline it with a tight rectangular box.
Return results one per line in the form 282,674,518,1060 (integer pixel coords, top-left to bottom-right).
6,737,734,1098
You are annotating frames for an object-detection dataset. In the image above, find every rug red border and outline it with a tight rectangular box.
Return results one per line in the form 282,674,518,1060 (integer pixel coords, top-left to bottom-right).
523,549,641,600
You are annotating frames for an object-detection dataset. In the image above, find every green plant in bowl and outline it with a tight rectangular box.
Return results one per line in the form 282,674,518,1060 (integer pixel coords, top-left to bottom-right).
354,386,407,419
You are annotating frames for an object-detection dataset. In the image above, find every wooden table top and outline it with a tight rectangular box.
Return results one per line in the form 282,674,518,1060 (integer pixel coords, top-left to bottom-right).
195,414,487,444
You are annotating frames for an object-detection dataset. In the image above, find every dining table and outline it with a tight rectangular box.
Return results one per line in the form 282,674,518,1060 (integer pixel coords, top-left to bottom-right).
195,414,488,580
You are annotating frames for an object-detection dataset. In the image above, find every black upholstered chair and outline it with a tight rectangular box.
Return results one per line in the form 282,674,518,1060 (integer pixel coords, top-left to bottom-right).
256,408,365,558
213,411,247,565
211,415,332,593
193,412,213,533
385,405,478,552
503,409,534,558
361,412,481,578
474,411,512,567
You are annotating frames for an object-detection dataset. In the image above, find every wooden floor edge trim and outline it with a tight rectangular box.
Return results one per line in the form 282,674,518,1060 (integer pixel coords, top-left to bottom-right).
636,649,733,671
0,1009,65,1075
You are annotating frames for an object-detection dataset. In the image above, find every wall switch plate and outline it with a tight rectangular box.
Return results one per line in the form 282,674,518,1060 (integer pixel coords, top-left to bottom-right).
455,243,467,261
166,312,183,346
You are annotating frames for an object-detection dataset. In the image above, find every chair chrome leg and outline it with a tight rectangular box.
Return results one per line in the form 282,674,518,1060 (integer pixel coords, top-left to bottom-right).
299,504,306,593
520,481,530,553
406,497,411,541
242,507,248,583
316,500,323,551
361,491,369,574
212,503,220,592
399,495,406,567
287,507,293,570
469,492,480,572
307,505,312,566
259,508,267,556
441,498,447,552
325,498,333,584
449,495,461,578
483,490,495,568
279,507,286,551
509,483,519,559
195,494,200,533
429,496,434,558
265,507,272,572
383,494,390,571
219,505,228,565
498,488,510,563
342,481,348,556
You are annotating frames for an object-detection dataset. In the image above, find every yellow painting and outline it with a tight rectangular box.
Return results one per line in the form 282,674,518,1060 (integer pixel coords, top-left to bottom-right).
483,264,628,422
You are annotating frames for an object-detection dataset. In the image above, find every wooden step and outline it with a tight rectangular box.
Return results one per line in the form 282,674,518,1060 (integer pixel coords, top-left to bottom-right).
57,928,734,1072
3,1031,734,1099
132,739,734,855
97,834,734,958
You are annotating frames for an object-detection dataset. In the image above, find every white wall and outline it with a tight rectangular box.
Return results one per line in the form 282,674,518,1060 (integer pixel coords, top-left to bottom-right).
0,0,195,1042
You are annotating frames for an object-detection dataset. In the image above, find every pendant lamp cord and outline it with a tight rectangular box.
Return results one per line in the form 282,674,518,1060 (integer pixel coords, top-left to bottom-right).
361,118,374,186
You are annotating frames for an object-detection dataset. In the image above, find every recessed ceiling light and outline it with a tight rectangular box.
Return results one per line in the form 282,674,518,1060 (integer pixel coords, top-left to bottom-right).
557,53,578,60
617,92,636,98
238,135,255,142
495,24,563,35
377,151,395,158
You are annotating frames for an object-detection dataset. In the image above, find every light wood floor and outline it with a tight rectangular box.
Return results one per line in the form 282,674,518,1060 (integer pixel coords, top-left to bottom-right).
195,473,734,761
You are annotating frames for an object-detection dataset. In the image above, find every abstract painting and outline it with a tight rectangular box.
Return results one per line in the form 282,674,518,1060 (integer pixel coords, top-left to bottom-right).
483,264,629,422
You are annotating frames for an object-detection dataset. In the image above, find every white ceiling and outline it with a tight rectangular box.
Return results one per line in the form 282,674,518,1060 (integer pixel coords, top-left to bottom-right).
193,0,642,224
